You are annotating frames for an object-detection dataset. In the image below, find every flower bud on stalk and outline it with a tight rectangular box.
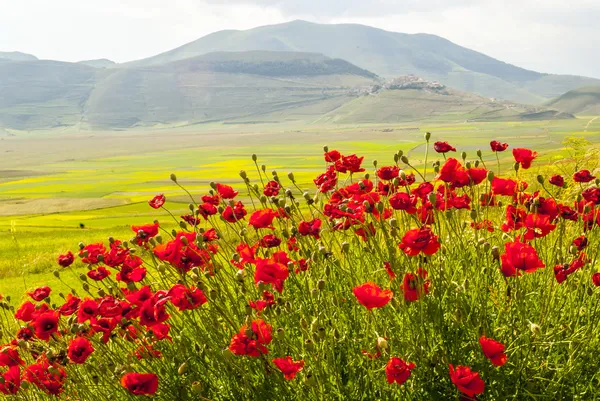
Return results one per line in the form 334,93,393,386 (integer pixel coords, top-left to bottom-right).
239,170,247,179
487,171,495,182
537,175,544,184
425,131,431,141
191,382,202,394
400,155,409,164
170,173,177,182
461,151,467,161
491,246,500,261
377,337,388,350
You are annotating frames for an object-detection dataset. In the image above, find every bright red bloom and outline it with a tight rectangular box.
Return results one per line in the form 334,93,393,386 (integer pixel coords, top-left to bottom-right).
500,241,545,277
98,296,123,318
491,177,518,196
198,202,218,219
249,208,278,229
181,214,200,227
582,187,600,205
87,266,111,281
389,192,418,214
259,234,282,248
399,227,440,256
512,148,537,169
148,194,165,209
57,251,74,267
121,373,159,395
434,141,456,153
353,282,393,310
471,220,494,232
298,218,322,239
449,364,485,398
593,273,600,287
216,183,238,199
324,149,342,162
572,235,588,251
272,356,305,380
263,180,281,197
0,345,23,367
523,213,556,241
412,182,434,199
79,243,106,264
15,301,36,322
116,256,147,283
68,337,94,364
131,222,159,245
229,320,273,357
57,294,81,316
24,357,66,396
28,286,51,302
33,311,59,341
383,262,396,280
573,169,596,183
201,193,220,205
168,284,207,311
490,140,509,152
479,336,507,367
77,299,98,323
249,291,276,314
468,167,488,185
255,258,289,293
549,175,564,187
222,201,247,223
0,366,20,395
402,268,430,302
377,166,400,181
335,154,365,173
436,158,469,188
314,165,338,193
385,357,415,385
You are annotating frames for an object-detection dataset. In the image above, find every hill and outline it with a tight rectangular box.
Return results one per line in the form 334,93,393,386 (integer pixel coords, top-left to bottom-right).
546,86,600,115
0,51,37,61
77,58,116,68
125,20,600,104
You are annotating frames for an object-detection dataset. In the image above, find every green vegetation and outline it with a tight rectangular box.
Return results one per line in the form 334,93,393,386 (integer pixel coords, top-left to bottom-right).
547,86,600,115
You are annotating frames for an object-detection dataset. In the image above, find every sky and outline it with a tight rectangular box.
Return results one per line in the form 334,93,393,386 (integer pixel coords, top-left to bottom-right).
1,0,598,78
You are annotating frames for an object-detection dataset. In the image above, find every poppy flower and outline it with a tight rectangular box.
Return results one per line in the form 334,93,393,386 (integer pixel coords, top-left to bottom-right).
573,169,596,183
264,180,281,197
402,268,430,302
255,258,289,293
490,140,509,152
436,158,469,187
249,291,276,314
272,356,305,380
79,243,106,265
229,319,273,357
148,194,165,209
222,201,247,223
57,294,81,316
383,262,396,280
352,282,393,310
479,336,507,367
0,345,23,367
33,311,59,341
198,202,218,219
582,188,600,205
15,301,36,322
298,219,322,239
77,299,98,323
28,286,51,302
314,166,338,193
500,241,545,277
512,148,537,169
67,337,94,364
398,227,440,256
216,183,238,199
168,284,207,311
24,357,66,396
468,167,488,185
377,166,400,181
449,364,485,398
471,220,494,232
259,234,282,248
434,141,456,153
389,192,418,214
0,366,20,395
324,149,342,162
335,154,365,173
121,373,159,395
549,175,564,187
593,273,600,287
412,182,434,199
385,357,415,385
57,251,74,267
491,177,518,196
523,213,556,241
87,266,111,281
249,208,278,230
98,296,124,318
131,222,159,245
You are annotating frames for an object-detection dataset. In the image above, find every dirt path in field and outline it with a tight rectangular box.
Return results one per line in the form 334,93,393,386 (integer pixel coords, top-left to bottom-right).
585,116,598,130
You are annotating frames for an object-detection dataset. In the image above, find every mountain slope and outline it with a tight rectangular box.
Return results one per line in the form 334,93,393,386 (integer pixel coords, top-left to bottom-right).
125,20,599,104
0,51,38,61
78,59,116,68
547,86,600,115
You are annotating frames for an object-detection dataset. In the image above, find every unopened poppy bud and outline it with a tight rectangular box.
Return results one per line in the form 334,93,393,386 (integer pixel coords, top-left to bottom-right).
53,270,60,278
537,175,544,184
596,178,600,186
148,238,156,247
78,242,85,250
390,218,398,228
513,162,520,172
470,210,477,220
82,283,89,292
487,171,495,182
303,192,311,200
260,195,267,203
377,337,388,350
157,264,166,273
477,238,486,246
261,164,266,172
433,165,440,174
276,327,285,341
461,151,467,161
178,362,188,375
497,200,503,208
97,288,106,297
319,246,327,255
317,326,326,339
317,279,326,290
341,242,350,253
180,236,188,246
239,170,247,180
191,382,202,394
323,145,329,152
128,248,136,255
393,154,399,163
375,202,384,213
477,149,482,158
491,246,500,260
235,270,246,282
428,192,437,206
475,160,480,167
465,161,472,169
425,131,431,141
21,382,30,390
324,265,330,276
79,274,87,282
397,150,404,158
400,155,409,164
483,242,491,252
179,221,187,230
364,173,370,180
305,339,315,352
170,173,177,182
529,322,541,336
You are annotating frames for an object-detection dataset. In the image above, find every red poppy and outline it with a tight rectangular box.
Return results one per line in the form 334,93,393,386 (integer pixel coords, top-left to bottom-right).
79,243,106,264
573,169,596,183
297,218,322,239
479,336,507,367
198,202,218,219
385,357,415,385
468,167,488,185
593,273,600,287
57,294,81,316
28,286,51,302
259,234,281,248
500,241,545,277
471,220,494,232
131,222,159,245
222,201,247,223
77,299,98,323
0,365,20,395
434,141,456,153
436,158,469,187
383,262,396,280
15,301,36,322
249,291,276,314
377,166,400,181
33,311,59,341
523,213,556,241
549,175,564,187
121,373,159,395
57,251,74,267
314,166,338,193
0,345,23,367
582,187,600,205
399,227,440,256
353,282,393,310
512,148,537,169
168,284,207,311
449,364,485,398
572,235,588,251
389,192,418,214
402,268,430,302
491,177,518,196
216,183,238,199
229,319,273,357
335,154,365,173
24,357,66,396
87,266,111,281
67,337,95,364
264,180,281,197
272,356,305,380
324,149,342,162
490,140,509,152
148,194,166,209
201,193,220,205
249,208,278,230
98,296,124,318
255,258,289,293
116,256,147,283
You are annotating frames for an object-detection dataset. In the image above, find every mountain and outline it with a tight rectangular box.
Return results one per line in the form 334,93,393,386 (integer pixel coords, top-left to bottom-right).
125,20,600,105
546,86,600,115
77,58,116,68
0,51,37,61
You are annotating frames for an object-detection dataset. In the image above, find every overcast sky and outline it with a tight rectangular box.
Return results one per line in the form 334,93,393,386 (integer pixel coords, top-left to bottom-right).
1,0,598,78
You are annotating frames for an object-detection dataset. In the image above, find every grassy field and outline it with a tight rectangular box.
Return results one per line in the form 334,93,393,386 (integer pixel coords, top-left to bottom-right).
1,117,599,296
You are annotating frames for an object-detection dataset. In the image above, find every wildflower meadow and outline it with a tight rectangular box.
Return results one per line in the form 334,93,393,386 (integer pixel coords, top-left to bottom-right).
1,133,600,400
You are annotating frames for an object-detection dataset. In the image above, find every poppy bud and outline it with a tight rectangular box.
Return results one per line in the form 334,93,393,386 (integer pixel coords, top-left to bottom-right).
261,164,266,172
251,154,257,162
128,248,136,255
400,170,407,180
461,151,467,161
400,155,409,164
470,210,477,220
235,270,246,282
513,162,520,172
97,288,106,297
276,328,285,341
537,175,544,184
178,363,188,375
477,238,486,246
323,145,329,152
317,279,326,290
394,154,399,163
341,242,350,253
260,195,267,203
191,382,202,394
433,165,440,174
372,159,378,167
305,339,315,352
377,337,388,350
303,192,311,200
376,202,384,213
82,283,89,292
170,173,177,182
529,322,541,336
21,382,30,390
477,149,482,158
239,170,247,179
325,265,330,277
319,246,327,255
428,192,437,207
78,242,85,250
79,273,87,282
179,221,187,230
53,270,60,278
157,264,166,273
466,161,472,169
300,318,308,330
475,160,480,167
318,327,326,339
483,242,491,252
491,246,500,260
364,173,370,180
390,218,398,228
596,178,600,186
487,171,495,182
425,131,431,141
397,149,404,158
